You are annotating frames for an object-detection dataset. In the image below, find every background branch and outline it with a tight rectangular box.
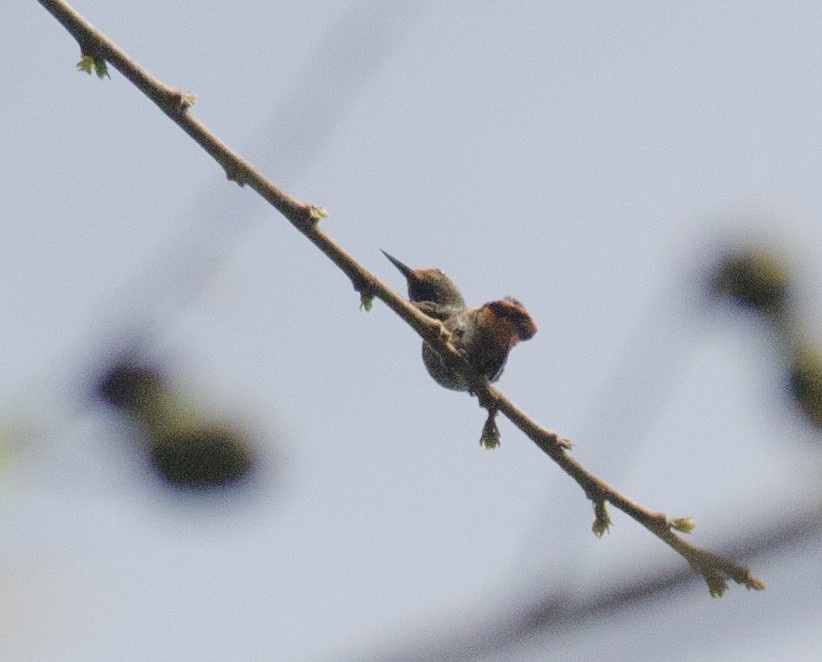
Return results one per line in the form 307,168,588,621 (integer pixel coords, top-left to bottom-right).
36,0,764,596
349,498,822,661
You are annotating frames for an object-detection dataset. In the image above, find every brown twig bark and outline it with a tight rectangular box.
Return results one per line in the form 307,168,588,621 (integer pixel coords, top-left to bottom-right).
36,0,764,596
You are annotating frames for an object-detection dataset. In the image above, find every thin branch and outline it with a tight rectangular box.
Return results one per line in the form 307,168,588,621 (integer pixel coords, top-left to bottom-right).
349,501,822,662
36,0,764,596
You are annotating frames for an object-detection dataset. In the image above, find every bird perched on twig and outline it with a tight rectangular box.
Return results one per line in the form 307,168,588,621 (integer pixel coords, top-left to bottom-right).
382,251,537,392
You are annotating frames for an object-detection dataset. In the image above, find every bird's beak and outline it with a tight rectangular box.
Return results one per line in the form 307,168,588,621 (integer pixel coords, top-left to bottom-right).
381,250,416,280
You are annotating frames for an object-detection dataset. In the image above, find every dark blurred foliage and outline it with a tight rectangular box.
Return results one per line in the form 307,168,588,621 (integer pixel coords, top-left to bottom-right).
96,360,167,412
709,247,791,317
150,424,256,489
709,244,822,431
788,349,822,428
94,357,257,490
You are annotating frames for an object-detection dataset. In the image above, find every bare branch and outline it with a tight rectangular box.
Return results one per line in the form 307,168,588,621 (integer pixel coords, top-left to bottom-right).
36,0,764,596
350,502,822,661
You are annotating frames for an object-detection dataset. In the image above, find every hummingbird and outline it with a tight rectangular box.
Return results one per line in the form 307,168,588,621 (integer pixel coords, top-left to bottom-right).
383,251,538,391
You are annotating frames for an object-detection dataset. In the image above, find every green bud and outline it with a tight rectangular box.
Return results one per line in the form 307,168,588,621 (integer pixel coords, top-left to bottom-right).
480,413,500,449
592,499,611,537
670,516,697,534
706,573,728,598
180,93,198,109
310,206,328,221
76,54,110,79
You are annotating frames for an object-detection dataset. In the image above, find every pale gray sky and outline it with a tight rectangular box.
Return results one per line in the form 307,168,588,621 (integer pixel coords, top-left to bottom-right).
3,2,822,660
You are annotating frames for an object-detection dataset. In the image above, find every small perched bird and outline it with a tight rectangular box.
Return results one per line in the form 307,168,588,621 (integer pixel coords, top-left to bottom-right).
383,251,537,391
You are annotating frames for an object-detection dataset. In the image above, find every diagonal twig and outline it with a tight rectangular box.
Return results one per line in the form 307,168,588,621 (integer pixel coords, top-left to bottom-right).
36,0,764,596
